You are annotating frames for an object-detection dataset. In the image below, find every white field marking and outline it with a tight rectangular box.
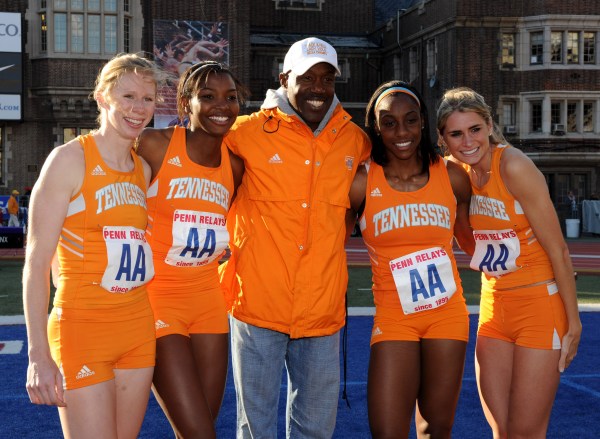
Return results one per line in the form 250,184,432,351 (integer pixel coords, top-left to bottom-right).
0,340,23,354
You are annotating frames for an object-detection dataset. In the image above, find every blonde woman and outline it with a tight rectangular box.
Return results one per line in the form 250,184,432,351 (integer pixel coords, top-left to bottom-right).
437,87,581,439
24,53,164,438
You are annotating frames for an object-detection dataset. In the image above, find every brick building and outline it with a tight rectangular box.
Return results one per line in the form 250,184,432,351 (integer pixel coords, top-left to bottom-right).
1,0,599,228
373,0,600,224
0,0,376,197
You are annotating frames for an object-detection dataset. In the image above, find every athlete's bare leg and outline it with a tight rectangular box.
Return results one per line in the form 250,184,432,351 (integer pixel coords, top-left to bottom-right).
476,336,561,439
415,339,467,439
58,367,153,439
368,341,421,439
152,333,228,439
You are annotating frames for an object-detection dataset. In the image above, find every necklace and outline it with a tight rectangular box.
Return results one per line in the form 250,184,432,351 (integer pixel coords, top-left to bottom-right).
469,147,493,187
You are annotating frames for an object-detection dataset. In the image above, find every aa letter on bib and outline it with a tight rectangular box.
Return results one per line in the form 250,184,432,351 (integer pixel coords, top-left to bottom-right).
390,246,456,315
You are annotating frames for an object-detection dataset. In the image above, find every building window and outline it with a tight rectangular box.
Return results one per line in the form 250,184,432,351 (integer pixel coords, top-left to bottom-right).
124,17,131,53
567,31,579,64
105,15,117,54
551,31,562,63
40,13,48,52
501,33,515,66
502,101,516,134
274,0,323,10
63,127,93,144
567,102,577,132
71,14,84,53
531,101,542,132
393,55,400,79
88,14,100,53
584,32,595,64
105,0,117,12
530,32,543,64
426,39,436,79
551,102,561,125
54,13,67,52
583,102,594,132
409,45,419,83
36,0,134,57
502,102,515,126
336,58,350,83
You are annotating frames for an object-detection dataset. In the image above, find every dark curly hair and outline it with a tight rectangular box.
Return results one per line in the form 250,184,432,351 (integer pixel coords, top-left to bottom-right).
176,61,249,124
364,80,438,171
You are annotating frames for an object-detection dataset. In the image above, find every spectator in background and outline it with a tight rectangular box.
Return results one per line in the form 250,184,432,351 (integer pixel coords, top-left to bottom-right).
567,190,578,218
7,189,20,227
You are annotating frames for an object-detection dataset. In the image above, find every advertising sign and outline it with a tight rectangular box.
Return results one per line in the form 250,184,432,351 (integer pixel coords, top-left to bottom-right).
153,20,229,127
0,12,22,121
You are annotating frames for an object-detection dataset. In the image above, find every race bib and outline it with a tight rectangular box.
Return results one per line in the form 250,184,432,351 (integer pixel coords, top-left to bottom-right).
390,246,456,315
101,226,154,293
470,229,520,276
165,209,229,267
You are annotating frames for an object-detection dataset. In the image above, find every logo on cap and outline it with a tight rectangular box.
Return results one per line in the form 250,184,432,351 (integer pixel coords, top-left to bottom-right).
306,41,328,56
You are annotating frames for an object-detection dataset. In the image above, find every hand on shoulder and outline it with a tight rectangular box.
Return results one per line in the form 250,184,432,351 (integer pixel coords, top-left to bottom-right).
136,127,174,178
446,159,471,203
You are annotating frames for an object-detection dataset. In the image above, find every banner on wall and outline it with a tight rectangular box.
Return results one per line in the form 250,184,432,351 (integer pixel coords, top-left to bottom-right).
153,19,229,128
0,12,23,121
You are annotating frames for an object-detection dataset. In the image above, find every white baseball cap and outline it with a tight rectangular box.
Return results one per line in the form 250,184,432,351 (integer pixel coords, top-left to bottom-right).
283,37,341,76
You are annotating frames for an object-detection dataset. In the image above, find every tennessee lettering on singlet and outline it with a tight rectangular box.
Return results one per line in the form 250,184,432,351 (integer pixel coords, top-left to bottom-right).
470,195,510,221
166,177,230,210
372,203,451,237
95,182,147,214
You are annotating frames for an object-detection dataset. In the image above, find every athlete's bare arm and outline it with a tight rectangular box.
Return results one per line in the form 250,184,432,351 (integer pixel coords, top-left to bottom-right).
447,160,475,255
136,127,174,182
24,140,85,407
501,147,582,372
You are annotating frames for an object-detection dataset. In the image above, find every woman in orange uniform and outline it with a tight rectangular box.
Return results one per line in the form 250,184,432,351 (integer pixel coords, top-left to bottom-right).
437,87,581,438
136,61,245,438
24,53,163,438
348,81,474,438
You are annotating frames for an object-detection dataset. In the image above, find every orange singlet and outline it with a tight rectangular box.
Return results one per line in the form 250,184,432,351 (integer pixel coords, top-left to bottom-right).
360,158,469,344
50,133,155,390
145,126,233,337
467,145,567,348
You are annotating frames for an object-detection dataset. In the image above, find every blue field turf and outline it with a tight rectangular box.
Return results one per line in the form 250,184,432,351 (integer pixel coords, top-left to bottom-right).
2,313,599,438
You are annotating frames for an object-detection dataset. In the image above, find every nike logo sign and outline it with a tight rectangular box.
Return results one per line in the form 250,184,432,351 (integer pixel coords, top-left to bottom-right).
0,65,15,73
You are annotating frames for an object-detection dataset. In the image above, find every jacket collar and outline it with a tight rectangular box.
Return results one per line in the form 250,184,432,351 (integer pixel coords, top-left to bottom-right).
260,87,341,137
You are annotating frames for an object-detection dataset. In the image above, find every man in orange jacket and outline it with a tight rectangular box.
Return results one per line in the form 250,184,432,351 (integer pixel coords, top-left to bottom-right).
222,37,370,438
7,189,20,227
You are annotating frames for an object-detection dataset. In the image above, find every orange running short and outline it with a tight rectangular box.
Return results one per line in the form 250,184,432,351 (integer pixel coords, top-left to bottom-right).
370,294,469,345
478,281,567,349
48,298,155,390
148,285,228,338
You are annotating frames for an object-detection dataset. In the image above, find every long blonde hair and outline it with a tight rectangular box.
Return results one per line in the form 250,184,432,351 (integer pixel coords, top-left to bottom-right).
436,87,507,149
